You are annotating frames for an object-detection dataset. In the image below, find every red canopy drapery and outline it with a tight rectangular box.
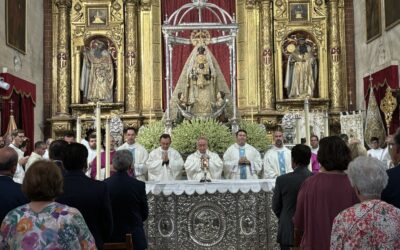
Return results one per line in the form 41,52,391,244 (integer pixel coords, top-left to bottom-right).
161,0,235,109
0,73,36,155
363,65,399,134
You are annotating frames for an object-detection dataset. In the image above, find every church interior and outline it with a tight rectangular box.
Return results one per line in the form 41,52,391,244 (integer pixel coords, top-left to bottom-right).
1,0,400,249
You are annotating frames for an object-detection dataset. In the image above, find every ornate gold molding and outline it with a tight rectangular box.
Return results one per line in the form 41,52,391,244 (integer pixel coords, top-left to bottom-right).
141,0,152,11
260,0,275,110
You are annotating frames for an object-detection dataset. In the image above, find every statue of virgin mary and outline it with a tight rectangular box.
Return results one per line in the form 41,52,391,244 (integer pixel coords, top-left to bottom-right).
169,31,233,123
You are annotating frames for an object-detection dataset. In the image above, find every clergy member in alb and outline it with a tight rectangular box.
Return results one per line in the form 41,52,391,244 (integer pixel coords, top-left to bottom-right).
263,130,292,179
117,127,149,181
223,129,262,179
146,134,184,181
184,136,223,180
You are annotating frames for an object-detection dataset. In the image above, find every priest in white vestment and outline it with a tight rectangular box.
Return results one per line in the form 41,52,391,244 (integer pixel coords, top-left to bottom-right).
147,134,184,181
223,129,262,179
185,136,223,180
263,130,292,179
367,137,385,161
25,141,47,171
117,127,149,181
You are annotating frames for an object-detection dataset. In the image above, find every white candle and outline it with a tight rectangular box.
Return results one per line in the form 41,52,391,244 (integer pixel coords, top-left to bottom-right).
149,109,152,123
96,102,101,180
76,116,81,144
324,110,329,137
251,107,254,123
295,115,301,144
304,98,311,146
105,116,111,178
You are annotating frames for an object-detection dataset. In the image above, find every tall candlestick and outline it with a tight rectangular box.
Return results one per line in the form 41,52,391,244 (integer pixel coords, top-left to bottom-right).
295,115,301,144
251,107,254,123
324,110,329,137
304,98,311,146
149,109,152,123
105,116,111,178
76,116,81,144
96,102,101,180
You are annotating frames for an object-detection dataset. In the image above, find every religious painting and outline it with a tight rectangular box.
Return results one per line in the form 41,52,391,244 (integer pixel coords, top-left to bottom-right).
384,0,400,30
87,7,108,27
366,0,381,43
289,3,309,23
6,0,26,54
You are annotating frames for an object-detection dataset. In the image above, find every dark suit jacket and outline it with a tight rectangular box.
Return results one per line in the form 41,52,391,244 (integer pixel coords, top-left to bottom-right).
272,166,312,246
56,170,113,249
382,165,400,209
0,176,29,222
105,171,148,250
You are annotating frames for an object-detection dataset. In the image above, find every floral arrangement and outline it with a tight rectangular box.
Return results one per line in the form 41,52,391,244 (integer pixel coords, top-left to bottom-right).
171,119,234,155
239,120,270,152
137,121,165,151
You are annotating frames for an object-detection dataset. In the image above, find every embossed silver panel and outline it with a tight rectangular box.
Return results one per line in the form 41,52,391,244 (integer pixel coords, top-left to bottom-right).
146,189,279,249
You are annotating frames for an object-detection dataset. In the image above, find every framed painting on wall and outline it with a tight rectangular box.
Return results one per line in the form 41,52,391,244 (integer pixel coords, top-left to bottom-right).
289,3,309,23
6,0,26,54
87,6,109,27
384,0,400,30
366,0,381,43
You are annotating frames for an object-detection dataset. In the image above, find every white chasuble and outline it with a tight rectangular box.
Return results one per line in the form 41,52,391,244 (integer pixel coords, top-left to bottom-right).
184,150,223,181
117,142,149,181
223,143,262,180
263,146,292,179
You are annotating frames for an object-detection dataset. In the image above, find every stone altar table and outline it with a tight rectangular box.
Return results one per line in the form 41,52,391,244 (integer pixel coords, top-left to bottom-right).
145,180,278,249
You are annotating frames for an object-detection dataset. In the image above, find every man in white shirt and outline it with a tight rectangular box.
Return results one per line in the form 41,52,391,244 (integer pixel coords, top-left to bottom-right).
223,129,262,179
117,127,148,181
25,141,47,171
42,138,54,159
147,134,184,181
367,137,385,161
185,136,223,181
263,130,292,179
8,129,29,183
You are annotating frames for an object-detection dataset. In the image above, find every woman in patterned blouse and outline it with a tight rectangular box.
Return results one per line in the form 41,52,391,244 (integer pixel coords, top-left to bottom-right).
331,156,400,249
0,160,96,249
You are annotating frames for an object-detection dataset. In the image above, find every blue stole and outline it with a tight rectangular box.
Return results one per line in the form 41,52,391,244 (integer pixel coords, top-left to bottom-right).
239,147,247,179
278,151,286,175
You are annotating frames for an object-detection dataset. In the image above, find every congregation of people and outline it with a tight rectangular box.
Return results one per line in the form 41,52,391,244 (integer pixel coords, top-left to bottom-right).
1,126,400,249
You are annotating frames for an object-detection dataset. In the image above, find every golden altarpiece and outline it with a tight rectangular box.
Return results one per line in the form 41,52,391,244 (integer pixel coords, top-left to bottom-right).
49,0,349,137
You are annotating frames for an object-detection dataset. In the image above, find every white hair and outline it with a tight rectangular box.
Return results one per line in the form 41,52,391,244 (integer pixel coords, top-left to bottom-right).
346,156,388,198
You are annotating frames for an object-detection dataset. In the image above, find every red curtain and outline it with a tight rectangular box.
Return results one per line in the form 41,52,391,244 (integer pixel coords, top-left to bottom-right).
0,73,36,155
363,65,399,134
161,0,235,109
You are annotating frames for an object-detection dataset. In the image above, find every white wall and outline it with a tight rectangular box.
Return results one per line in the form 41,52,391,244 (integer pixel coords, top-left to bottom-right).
354,0,400,110
0,0,44,141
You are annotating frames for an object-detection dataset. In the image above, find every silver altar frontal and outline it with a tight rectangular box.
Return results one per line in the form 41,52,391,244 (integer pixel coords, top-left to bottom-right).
145,180,278,249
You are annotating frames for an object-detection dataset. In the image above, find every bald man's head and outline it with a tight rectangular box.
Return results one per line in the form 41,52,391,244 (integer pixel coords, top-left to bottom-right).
0,148,18,172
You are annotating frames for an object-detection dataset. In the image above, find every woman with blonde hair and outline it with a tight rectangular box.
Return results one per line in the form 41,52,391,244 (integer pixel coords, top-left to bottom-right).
348,138,367,160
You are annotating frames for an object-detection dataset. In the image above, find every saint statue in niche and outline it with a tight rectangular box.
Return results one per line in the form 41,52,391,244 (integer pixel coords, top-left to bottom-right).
80,38,115,103
283,34,318,99
169,30,233,124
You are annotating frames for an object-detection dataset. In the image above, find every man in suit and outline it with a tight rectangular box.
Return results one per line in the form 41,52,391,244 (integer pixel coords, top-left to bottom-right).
382,132,400,208
105,150,148,250
56,143,113,249
272,144,313,250
0,147,29,222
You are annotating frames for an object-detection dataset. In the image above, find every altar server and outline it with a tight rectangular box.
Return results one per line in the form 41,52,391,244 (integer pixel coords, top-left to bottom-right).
223,129,262,179
146,134,184,181
185,136,223,180
263,130,292,179
117,127,148,181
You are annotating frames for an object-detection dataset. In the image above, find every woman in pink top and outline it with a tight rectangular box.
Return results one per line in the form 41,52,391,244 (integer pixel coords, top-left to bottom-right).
293,136,359,250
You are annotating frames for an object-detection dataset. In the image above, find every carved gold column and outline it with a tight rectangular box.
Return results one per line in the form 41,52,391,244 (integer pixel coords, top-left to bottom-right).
125,0,139,113
328,0,344,111
55,0,71,115
260,0,274,111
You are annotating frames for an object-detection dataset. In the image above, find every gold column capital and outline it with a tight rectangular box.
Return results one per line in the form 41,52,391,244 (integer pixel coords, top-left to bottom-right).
140,0,152,11
124,0,140,5
54,0,71,8
245,0,260,9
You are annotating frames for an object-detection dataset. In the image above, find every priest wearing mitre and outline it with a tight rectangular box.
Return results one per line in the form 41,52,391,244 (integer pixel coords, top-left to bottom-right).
184,136,223,180
146,134,184,181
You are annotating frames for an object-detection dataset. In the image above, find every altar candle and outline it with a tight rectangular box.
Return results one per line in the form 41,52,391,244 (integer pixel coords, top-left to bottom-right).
324,110,329,137
76,116,81,144
149,109,153,123
105,116,111,178
96,102,101,180
304,98,311,146
295,116,301,144
251,107,254,123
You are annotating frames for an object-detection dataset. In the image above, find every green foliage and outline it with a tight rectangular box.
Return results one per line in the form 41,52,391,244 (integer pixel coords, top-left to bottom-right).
137,121,164,151
239,120,269,152
171,119,234,155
